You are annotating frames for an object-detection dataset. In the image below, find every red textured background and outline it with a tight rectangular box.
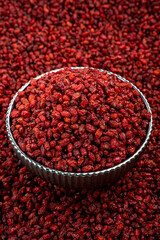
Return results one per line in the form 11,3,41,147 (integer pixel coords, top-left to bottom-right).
0,0,159,239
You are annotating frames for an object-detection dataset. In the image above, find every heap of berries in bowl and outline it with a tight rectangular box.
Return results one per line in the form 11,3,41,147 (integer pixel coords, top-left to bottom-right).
10,67,151,174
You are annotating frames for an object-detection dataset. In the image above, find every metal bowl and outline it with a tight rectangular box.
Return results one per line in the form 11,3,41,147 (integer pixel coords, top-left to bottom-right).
6,67,153,189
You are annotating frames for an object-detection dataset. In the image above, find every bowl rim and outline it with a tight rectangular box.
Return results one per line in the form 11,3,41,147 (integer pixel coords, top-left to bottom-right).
6,67,153,177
